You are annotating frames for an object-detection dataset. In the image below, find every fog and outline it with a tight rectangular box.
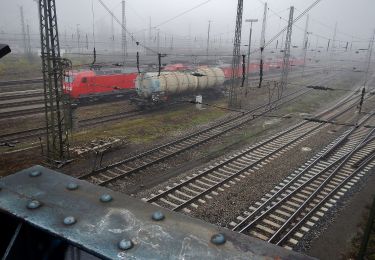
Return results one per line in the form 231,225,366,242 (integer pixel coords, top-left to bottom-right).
1,0,374,53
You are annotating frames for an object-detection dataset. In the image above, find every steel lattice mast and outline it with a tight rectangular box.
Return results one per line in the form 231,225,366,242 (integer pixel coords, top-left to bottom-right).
38,0,71,162
122,0,128,65
228,0,244,108
20,6,28,56
280,6,294,96
364,30,375,87
301,14,309,77
258,2,267,88
329,22,337,72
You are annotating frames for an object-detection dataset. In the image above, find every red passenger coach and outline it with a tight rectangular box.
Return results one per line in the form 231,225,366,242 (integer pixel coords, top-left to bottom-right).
63,68,138,99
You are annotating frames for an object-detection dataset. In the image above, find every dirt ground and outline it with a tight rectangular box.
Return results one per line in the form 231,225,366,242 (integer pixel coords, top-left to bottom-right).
307,169,375,260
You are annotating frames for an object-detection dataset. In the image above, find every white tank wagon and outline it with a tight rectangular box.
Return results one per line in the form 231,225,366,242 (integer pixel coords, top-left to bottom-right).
135,67,225,101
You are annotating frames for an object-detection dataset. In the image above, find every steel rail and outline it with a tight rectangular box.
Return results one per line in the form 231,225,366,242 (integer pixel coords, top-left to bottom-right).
80,86,311,177
268,126,375,244
0,78,43,87
276,138,375,246
80,73,358,184
146,97,364,210
232,112,375,232
79,88,315,183
0,99,45,110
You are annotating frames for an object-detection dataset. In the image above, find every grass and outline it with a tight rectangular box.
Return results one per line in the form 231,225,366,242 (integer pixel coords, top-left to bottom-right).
72,102,227,145
202,119,284,158
0,55,41,80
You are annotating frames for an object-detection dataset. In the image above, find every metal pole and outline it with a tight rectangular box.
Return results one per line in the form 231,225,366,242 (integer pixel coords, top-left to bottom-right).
364,29,375,87
330,22,337,72
111,15,115,52
20,6,28,56
122,0,127,65
246,19,258,87
260,2,267,49
280,6,294,97
149,16,152,45
302,15,309,77
76,24,80,53
38,0,71,161
157,29,160,53
206,20,211,58
246,24,253,86
258,2,267,88
26,24,31,57
228,0,244,108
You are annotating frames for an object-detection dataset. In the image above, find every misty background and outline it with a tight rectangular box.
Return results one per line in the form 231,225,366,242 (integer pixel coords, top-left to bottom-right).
0,0,374,60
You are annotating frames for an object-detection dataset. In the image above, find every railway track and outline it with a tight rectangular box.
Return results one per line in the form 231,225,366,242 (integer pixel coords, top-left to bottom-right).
0,109,143,144
228,113,375,249
0,68,320,117
0,71,345,147
78,73,353,185
77,109,143,128
0,99,44,110
0,82,318,146
0,78,43,87
0,107,45,120
78,87,315,184
142,92,363,210
0,127,46,145
0,89,43,102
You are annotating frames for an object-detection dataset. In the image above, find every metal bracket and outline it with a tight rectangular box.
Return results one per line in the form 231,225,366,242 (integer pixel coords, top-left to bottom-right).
0,166,315,259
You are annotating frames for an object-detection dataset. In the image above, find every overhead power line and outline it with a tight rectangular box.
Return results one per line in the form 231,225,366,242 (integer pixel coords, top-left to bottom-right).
97,0,157,54
264,0,322,49
153,0,213,28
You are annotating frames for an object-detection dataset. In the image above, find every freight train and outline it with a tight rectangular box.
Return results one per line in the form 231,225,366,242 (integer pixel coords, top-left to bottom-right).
134,58,304,106
63,59,304,105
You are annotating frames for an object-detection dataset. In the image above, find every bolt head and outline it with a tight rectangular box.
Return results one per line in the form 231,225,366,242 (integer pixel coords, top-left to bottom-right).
63,216,76,225
211,233,226,245
29,171,41,177
66,183,79,190
151,211,165,221
118,239,133,250
27,200,41,209
100,194,113,203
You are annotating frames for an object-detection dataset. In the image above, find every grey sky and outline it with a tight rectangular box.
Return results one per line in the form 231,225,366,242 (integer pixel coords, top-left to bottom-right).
1,0,374,49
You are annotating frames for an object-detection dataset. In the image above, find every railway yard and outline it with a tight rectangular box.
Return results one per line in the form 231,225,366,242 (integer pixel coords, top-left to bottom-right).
1,58,375,259
1,0,375,259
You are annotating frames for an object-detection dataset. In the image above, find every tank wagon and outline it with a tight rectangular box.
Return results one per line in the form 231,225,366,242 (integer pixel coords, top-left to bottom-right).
134,67,225,105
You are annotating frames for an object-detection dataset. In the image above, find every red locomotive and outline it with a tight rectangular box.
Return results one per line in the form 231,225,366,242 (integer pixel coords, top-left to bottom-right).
63,68,138,99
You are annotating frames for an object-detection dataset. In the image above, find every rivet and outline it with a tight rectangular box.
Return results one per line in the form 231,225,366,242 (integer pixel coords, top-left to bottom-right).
27,200,41,209
100,194,113,203
63,216,76,225
29,171,41,177
66,183,79,190
151,211,165,221
211,233,226,245
118,239,133,250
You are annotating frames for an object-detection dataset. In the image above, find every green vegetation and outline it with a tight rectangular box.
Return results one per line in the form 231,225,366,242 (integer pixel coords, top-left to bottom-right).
73,103,227,145
0,54,41,80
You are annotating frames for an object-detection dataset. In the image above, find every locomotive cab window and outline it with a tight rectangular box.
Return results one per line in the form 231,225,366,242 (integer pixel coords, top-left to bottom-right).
64,75,74,83
81,77,88,83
